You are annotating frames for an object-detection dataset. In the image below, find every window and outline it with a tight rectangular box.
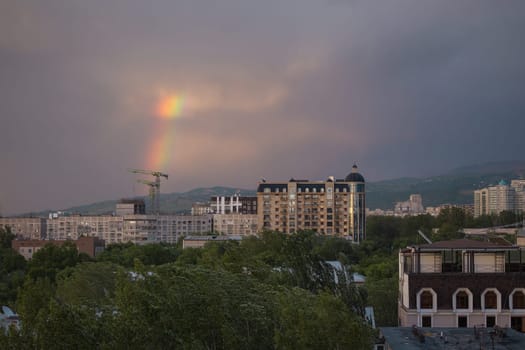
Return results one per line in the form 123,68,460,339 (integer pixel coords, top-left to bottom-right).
513,291,525,309
458,316,468,328
420,291,433,309
484,291,498,309
456,291,469,309
422,316,432,327
417,289,436,312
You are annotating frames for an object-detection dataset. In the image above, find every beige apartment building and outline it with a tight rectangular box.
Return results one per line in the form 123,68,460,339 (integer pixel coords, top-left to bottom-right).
0,217,47,239
40,213,213,244
47,215,124,243
256,165,366,243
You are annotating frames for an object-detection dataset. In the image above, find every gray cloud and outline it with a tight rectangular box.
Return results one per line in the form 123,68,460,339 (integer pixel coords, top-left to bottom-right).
1,0,524,214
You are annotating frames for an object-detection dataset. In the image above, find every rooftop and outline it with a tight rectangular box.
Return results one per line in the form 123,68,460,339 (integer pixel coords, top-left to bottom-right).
380,327,525,350
407,239,514,251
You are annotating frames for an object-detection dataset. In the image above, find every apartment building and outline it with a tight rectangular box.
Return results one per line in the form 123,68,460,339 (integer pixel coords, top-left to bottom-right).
399,239,525,332
156,215,213,243
394,194,425,216
0,217,46,239
256,165,366,242
474,180,525,217
47,213,213,244
47,215,124,243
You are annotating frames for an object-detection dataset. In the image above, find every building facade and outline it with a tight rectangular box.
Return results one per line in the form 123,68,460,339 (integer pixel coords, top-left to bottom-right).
399,239,525,332
256,165,366,242
115,199,146,216
213,214,258,235
0,217,47,239
210,195,257,215
394,194,425,216
43,213,213,244
474,180,525,217
12,236,105,259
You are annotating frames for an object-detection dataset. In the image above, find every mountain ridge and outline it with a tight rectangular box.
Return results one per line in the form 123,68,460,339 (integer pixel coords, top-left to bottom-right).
15,160,525,216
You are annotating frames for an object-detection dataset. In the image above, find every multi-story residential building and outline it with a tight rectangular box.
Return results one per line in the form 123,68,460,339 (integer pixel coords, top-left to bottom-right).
46,213,213,245
395,194,425,216
211,195,257,214
156,215,213,243
256,165,366,242
47,215,124,243
399,239,525,332
474,180,525,217
512,180,525,213
213,214,258,235
0,217,47,239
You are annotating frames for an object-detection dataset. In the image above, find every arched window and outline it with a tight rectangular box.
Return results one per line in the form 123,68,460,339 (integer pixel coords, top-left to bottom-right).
484,291,498,309
513,291,525,309
481,289,501,312
417,288,437,312
456,291,469,309
453,288,473,312
421,291,433,309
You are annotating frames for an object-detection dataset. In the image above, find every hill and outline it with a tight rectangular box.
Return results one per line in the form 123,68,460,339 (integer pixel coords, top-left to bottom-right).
367,160,525,209
19,160,525,215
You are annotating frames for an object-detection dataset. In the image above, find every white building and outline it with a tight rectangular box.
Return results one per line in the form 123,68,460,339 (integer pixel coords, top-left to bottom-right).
394,194,425,216
474,180,525,217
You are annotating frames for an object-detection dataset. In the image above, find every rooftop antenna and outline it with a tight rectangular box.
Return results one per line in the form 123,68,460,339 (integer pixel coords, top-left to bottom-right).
418,230,432,244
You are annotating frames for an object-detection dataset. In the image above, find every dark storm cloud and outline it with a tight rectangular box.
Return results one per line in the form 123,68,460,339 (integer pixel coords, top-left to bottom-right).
1,0,524,214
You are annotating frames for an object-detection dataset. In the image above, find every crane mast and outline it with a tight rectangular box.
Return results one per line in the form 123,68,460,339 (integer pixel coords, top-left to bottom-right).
128,168,168,215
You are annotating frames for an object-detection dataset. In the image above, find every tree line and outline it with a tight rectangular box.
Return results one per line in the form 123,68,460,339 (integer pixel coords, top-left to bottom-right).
1,208,518,348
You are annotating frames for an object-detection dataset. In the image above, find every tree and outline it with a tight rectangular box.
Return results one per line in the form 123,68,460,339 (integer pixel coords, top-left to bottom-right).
27,242,88,281
0,226,15,249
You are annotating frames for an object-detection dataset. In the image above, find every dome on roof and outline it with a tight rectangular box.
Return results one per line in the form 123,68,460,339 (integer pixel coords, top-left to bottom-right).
345,164,365,182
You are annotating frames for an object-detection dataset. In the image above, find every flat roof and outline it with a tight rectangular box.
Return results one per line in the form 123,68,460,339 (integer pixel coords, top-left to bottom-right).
380,327,525,350
408,239,514,251
183,235,243,241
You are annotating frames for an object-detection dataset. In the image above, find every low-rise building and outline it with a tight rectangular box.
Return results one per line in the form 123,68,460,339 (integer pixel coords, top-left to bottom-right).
182,235,243,249
12,236,105,259
399,239,525,332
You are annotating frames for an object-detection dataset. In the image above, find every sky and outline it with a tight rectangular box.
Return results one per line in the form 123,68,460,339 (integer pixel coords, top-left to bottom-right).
1,0,525,215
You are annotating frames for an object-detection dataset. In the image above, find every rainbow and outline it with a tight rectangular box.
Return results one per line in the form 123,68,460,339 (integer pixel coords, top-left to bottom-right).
156,94,184,119
146,93,184,170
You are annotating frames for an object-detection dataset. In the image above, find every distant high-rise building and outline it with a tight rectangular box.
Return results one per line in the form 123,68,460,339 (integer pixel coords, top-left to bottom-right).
210,195,257,215
115,199,146,216
395,194,425,216
474,180,524,217
256,164,366,243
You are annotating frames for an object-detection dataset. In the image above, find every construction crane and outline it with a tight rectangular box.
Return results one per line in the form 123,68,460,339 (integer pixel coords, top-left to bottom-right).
136,179,159,215
128,169,168,215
